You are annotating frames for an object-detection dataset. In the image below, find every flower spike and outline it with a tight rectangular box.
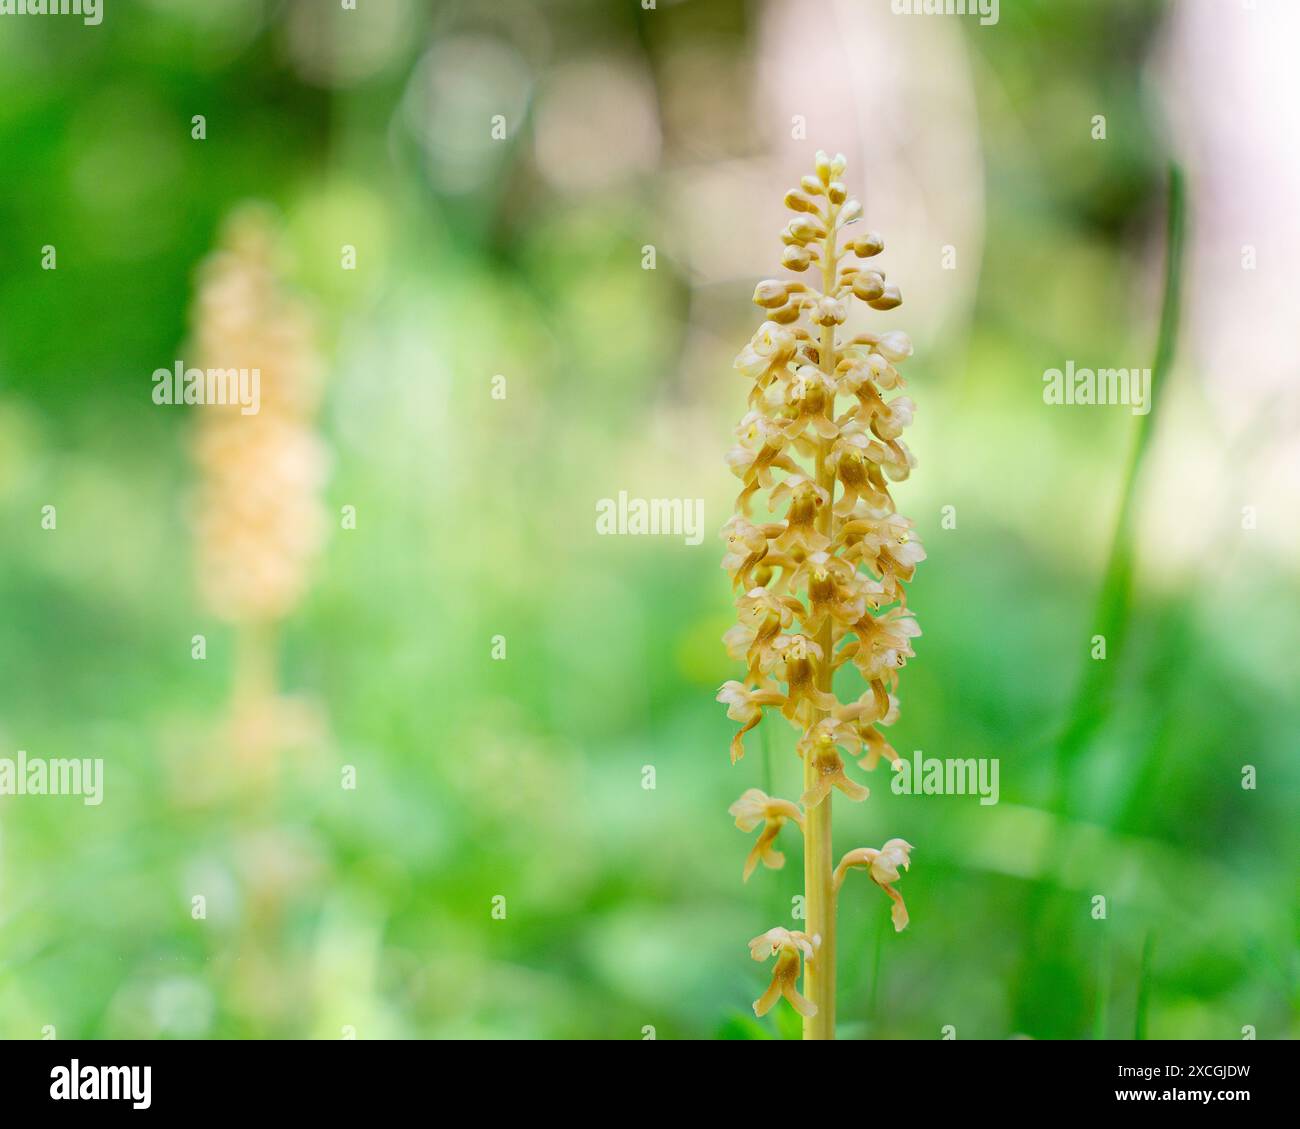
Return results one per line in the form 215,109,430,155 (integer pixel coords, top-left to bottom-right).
721,151,922,1036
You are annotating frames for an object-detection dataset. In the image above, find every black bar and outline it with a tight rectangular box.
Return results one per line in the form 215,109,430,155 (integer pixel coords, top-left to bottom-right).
0,1038,1289,1115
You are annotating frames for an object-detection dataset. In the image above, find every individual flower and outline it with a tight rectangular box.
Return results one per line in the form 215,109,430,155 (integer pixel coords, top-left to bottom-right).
727,411,799,512
768,474,831,557
716,682,786,763
837,344,907,395
734,320,796,383
772,634,836,723
826,424,892,515
846,606,922,685
833,840,914,932
799,721,869,808
733,586,804,678
811,295,847,328
788,550,870,632
880,438,917,483
781,364,840,441
748,927,818,1017
722,621,757,664
728,788,804,881
720,514,780,590
858,724,901,771
840,509,926,592
836,685,903,770
872,395,916,442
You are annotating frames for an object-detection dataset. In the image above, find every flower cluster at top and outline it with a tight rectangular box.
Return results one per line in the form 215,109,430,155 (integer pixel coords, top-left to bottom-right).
719,150,923,785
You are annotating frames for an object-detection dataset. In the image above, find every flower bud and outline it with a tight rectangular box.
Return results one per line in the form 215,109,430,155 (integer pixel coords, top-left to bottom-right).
875,330,913,362
851,271,885,302
782,245,812,271
853,232,885,257
753,280,789,308
828,181,847,205
788,215,826,242
784,190,818,213
800,175,825,196
770,301,802,324
869,284,902,310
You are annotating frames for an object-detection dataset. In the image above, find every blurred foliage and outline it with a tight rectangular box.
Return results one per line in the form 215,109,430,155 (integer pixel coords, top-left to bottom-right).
0,0,1295,1040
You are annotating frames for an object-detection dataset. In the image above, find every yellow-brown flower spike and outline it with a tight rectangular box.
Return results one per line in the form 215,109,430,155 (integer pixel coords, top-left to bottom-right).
191,207,326,629
720,152,920,1039
189,207,327,751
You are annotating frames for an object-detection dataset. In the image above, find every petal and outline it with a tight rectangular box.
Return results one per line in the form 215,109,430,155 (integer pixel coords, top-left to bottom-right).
833,771,869,802
782,981,819,1018
799,775,832,809
883,884,909,932
728,788,767,831
871,857,900,884
753,976,783,1017
730,712,762,763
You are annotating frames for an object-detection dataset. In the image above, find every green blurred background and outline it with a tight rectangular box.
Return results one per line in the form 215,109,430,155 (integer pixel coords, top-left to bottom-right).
0,0,1296,1039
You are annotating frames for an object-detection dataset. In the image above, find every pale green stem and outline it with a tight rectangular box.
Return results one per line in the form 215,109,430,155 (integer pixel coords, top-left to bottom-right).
803,204,841,1040
233,619,278,714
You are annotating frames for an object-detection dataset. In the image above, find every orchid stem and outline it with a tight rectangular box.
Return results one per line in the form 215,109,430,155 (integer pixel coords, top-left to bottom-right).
802,214,842,1040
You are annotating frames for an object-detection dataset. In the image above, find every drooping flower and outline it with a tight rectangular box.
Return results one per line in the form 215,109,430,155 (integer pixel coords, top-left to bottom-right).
716,682,785,763
833,840,914,932
728,789,804,880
